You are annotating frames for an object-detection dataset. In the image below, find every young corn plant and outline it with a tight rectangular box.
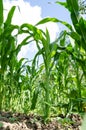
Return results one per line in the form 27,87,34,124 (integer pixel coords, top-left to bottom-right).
0,0,19,110
30,28,55,119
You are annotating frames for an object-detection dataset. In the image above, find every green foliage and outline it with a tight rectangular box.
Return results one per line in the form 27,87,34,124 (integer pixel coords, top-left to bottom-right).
0,0,3,26
0,0,86,122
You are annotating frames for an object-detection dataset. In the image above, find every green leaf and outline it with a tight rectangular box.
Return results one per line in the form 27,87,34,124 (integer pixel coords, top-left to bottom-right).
20,23,43,41
5,6,16,25
36,17,73,31
31,88,39,110
67,31,81,47
46,28,50,44
65,0,79,31
4,25,19,37
50,43,57,57
55,1,67,8
20,23,37,33
66,0,79,12
36,17,59,25
0,0,3,25
16,36,33,55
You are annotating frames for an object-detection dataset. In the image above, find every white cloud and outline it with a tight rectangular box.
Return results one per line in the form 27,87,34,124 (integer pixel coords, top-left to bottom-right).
3,0,59,60
4,0,42,25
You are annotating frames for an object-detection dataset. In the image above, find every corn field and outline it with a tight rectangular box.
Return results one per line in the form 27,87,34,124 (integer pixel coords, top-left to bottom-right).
0,0,86,121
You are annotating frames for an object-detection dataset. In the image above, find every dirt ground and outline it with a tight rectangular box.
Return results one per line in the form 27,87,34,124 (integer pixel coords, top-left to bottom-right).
0,111,82,130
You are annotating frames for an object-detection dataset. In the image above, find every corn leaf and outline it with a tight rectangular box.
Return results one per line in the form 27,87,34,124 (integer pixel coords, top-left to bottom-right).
31,88,39,110
36,17,73,31
66,0,86,51
66,0,79,12
0,0,3,26
20,23,37,33
5,6,16,25
55,1,67,8
16,36,33,55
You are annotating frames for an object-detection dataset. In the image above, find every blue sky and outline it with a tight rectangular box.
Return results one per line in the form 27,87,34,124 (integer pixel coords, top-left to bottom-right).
28,0,71,22
26,0,72,31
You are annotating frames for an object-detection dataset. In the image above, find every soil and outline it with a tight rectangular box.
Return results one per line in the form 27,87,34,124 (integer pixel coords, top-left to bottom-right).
0,111,82,130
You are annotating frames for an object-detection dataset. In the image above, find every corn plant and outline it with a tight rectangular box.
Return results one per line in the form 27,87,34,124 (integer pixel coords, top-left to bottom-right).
0,0,18,109
20,25,57,118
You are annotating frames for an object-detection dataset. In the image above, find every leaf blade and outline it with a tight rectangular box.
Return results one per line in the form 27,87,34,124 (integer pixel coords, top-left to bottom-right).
0,0,3,25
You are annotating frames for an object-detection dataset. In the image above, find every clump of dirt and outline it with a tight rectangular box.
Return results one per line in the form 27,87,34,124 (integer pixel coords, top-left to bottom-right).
0,111,82,130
